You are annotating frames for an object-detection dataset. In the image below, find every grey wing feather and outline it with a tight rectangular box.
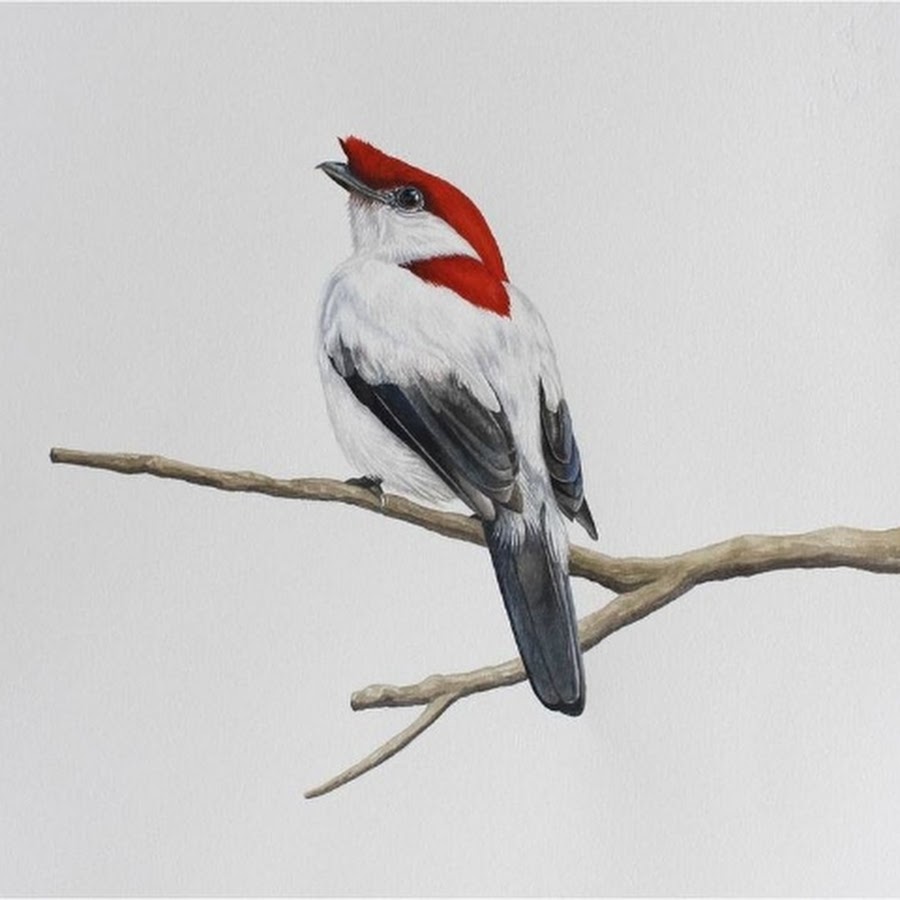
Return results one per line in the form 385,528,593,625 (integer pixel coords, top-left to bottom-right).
330,341,521,519
539,381,598,539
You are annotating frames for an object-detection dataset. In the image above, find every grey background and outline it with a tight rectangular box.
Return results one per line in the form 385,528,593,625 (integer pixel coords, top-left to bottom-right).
3,3,900,894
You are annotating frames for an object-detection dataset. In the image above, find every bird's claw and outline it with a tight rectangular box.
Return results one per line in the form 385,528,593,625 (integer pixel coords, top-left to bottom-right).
345,475,385,507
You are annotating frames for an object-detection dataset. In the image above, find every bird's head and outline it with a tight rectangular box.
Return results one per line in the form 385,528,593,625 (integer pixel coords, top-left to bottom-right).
318,137,507,281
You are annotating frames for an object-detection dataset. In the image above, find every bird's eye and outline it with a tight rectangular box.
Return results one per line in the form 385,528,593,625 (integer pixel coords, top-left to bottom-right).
392,186,425,212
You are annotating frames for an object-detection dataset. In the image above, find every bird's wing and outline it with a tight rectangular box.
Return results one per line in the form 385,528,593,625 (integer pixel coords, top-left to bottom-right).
539,381,598,539
329,340,520,520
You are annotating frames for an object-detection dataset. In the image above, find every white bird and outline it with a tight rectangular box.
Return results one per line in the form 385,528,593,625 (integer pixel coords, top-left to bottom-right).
317,137,597,715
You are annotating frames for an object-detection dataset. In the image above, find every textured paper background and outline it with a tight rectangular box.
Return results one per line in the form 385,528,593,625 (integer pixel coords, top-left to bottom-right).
3,3,900,894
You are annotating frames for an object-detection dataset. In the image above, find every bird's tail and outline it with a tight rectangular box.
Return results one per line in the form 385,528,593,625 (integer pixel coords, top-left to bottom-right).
483,506,585,716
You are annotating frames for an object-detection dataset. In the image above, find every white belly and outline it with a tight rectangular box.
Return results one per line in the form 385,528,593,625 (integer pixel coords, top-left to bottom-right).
318,356,457,503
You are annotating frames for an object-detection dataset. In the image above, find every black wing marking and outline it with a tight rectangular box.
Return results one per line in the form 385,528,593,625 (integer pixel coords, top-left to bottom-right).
330,341,521,520
539,381,598,540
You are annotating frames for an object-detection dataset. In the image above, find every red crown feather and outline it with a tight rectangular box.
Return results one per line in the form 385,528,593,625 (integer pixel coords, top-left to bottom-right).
340,136,508,284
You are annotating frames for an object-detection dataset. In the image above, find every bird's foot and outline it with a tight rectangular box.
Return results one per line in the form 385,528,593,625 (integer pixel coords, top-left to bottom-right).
345,475,385,507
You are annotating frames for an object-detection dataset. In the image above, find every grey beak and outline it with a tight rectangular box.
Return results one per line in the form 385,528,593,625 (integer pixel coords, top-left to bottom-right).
317,161,388,204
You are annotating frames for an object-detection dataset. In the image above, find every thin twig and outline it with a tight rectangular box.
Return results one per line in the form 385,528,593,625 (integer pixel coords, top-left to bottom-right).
304,694,457,799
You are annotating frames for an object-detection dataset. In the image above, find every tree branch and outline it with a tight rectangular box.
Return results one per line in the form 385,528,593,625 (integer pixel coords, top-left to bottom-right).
304,694,457,799
48,446,651,593
49,447,900,798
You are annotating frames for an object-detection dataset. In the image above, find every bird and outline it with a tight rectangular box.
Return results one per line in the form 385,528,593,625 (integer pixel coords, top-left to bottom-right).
316,136,598,715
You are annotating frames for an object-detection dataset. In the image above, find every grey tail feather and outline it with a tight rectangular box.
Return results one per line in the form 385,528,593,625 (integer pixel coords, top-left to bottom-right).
483,507,585,716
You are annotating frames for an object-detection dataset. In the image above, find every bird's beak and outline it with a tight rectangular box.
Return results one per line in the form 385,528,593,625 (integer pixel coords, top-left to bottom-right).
317,160,388,204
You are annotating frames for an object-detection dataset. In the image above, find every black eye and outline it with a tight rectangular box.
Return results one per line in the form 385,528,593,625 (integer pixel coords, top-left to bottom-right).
393,185,425,212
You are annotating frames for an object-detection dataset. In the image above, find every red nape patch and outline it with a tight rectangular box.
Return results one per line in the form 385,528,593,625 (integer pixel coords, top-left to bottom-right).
404,256,511,317
339,136,508,283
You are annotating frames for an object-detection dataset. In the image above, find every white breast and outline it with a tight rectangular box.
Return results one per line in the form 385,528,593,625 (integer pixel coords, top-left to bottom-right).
317,255,566,515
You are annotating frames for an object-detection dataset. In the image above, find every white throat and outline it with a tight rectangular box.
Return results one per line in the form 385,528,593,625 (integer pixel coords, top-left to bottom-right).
347,196,480,264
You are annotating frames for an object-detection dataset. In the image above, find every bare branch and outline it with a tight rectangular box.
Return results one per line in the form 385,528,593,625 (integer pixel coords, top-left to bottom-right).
347,575,688,712
49,446,900,798
304,694,457,799
49,446,484,550
48,447,646,593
